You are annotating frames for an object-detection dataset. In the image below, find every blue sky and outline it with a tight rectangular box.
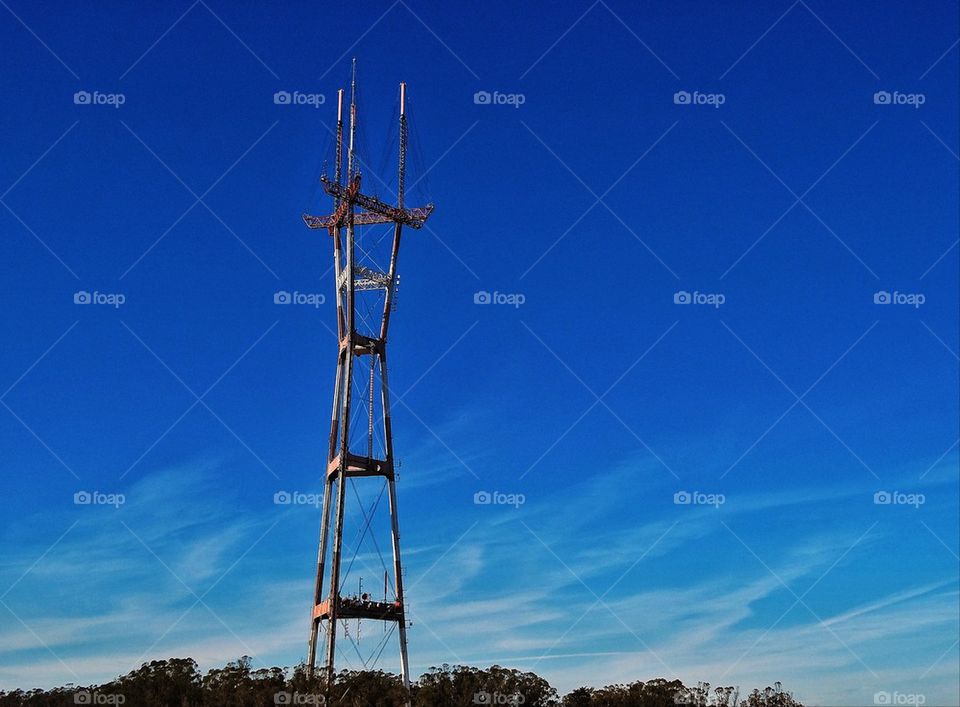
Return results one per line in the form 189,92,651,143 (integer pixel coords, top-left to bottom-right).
0,1,957,704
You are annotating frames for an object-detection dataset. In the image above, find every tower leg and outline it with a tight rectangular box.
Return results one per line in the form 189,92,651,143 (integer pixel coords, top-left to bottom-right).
325,335,354,687
307,475,334,675
308,348,347,678
325,468,348,685
379,353,410,700
388,477,410,689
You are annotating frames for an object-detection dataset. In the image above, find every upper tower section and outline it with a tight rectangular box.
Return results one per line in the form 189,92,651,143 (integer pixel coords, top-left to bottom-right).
302,59,435,343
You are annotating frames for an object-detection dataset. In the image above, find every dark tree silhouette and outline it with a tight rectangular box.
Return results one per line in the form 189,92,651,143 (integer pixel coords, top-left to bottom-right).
0,658,803,707
414,664,558,706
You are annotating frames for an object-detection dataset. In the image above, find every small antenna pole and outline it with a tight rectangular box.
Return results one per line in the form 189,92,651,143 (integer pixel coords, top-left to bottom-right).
347,58,358,179
335,89,344,190
398,82,407,209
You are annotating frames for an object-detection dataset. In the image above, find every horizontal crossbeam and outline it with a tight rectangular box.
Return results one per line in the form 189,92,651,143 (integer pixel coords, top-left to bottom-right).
327,451,394,480
314,597,404,622
302,175,434,230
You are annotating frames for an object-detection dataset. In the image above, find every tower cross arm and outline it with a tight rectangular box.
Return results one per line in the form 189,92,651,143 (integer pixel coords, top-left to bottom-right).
302,175,434,231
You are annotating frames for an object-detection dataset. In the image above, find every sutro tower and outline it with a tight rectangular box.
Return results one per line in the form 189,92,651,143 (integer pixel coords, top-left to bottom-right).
302,60,434,693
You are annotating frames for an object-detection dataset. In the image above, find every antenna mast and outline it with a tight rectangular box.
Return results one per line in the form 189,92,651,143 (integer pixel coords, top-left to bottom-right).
347,58,357,180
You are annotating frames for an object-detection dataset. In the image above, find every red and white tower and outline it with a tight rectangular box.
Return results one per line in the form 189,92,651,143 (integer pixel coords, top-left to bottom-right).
302,61,433,695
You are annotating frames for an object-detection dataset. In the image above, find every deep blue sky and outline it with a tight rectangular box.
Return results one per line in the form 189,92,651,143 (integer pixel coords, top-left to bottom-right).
0,1,957,703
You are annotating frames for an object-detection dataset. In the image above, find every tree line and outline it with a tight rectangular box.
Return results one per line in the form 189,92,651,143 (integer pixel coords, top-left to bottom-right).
0,657,803,707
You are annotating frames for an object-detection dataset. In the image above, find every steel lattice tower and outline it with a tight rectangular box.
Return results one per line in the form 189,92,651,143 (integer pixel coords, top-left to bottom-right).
302,62,433,694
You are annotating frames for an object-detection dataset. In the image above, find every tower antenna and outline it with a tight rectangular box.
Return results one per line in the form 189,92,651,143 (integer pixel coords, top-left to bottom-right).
347,58,358,180
398,82,407,209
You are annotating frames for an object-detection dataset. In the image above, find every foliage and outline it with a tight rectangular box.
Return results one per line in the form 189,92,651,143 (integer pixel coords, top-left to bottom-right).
414,664,559,706
0,658,802,707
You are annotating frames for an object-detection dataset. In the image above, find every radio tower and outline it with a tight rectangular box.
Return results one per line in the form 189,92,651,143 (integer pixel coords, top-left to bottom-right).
302,59,434,695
